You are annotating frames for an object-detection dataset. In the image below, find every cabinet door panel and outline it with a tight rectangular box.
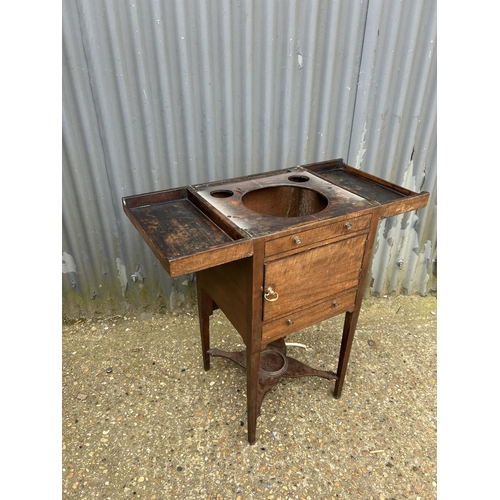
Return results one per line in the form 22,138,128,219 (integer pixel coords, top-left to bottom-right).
263,234,367,321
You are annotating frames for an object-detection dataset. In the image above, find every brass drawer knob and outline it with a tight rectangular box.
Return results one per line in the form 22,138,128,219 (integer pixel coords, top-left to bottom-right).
344,222,352,230
332,300,339,308
292,236,302,244
287,319,294,326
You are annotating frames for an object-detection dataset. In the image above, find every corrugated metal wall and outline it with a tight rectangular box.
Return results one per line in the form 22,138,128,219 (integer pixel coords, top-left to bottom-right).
62,0,437,319
348,0,437,296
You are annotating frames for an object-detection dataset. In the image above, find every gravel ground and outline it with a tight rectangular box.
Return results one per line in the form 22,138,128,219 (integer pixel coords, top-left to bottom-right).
62,294,437,499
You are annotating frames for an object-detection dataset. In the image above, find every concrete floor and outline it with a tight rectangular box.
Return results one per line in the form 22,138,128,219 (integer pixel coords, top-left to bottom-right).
62,294,437,499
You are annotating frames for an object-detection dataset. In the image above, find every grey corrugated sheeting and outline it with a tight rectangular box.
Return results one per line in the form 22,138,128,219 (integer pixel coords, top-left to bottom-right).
62,0,437,318
347,0,437,296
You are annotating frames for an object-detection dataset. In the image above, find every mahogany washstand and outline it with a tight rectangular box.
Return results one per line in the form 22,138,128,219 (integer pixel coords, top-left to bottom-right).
122,158,429,444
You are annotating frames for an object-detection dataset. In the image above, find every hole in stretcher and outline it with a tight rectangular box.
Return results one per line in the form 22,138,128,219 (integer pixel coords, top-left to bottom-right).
242,186,328,217
210,190,234,198
259,350,288,377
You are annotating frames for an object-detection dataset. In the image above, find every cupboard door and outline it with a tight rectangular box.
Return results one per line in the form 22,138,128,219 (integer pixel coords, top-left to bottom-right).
263,234,367,321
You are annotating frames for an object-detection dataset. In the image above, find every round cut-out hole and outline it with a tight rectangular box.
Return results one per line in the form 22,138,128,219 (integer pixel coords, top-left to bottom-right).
259,350,288,378
288,175,310,183
210,190,234,198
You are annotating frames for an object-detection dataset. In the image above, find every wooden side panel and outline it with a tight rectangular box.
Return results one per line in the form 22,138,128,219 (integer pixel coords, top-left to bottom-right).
263,234,367,321
197,257,253,344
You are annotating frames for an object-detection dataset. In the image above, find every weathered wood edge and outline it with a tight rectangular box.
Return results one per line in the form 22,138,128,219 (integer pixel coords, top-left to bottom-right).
304,159,430,219
122,189,254,278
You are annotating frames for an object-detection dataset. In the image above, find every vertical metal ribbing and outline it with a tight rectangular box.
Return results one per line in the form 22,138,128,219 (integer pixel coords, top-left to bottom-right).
62,0,436,317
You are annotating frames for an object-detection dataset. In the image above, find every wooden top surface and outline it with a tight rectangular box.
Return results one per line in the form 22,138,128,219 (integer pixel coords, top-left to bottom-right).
304,159,429,219
122,188,252,277
122,159,429,277
192,168,374,237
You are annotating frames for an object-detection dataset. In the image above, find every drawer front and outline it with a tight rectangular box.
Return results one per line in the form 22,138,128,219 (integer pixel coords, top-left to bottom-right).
263,234,366,321
265,214,371,257
261,288,357,347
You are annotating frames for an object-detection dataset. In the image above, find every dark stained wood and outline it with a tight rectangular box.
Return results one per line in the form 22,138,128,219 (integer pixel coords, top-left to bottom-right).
187,188,248,241
122,159,429,444
122,185,188,208
132,199,232,254
333,207,381,399
305,160,429,219
196,282,214,371
123,188,253,277
246,238,266,445
192,169,374,237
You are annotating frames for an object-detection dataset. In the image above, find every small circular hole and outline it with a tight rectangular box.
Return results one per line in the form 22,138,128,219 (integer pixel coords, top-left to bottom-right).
288,175,310,183
210,190,234,198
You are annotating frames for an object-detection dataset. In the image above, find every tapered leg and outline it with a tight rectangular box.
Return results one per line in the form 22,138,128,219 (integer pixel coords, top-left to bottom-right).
332,209,380,399
196,280,213,371
333,310,360,399
246,348,261,445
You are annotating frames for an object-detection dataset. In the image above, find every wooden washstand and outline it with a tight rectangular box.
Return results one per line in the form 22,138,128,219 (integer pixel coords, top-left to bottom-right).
123,159,429,444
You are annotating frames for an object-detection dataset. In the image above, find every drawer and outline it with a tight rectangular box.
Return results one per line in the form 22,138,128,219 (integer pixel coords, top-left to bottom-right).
261,288,357,347
263,234,366,321
265,214,372,257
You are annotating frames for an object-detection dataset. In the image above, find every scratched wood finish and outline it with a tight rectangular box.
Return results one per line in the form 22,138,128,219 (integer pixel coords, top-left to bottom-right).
305,161,429,219
192,169,375,237
132,200,231,253
123,189,252,277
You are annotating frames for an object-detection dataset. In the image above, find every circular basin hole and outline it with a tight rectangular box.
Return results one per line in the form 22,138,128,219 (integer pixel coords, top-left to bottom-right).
242,185,328,217
288,175,310,183
210,189,234,198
